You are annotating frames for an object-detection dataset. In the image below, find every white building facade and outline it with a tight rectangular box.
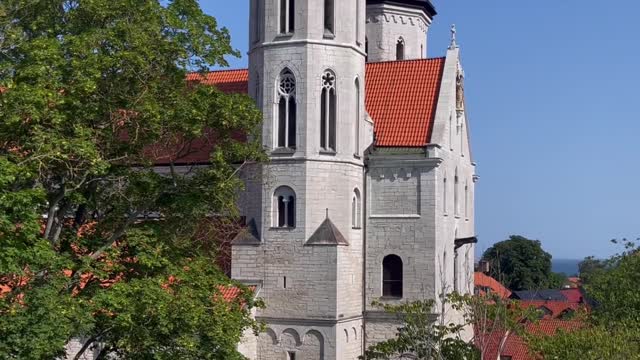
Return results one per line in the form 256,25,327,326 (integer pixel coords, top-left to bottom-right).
232,0,477,359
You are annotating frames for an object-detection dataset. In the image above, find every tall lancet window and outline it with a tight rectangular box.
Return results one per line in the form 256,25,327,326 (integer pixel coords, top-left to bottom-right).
324,0,334,36
352,188,361,229
279,0,295,34
274,186,296,228
454,169,460,216
443,173,448,215
465,181,469,219
396,38,405,61
320,70,337,152
277,69,296,149
354,78,360,156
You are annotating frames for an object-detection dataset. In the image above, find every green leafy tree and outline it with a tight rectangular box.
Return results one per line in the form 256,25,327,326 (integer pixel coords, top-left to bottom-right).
0,0,264,359
481,235,558,291
578,256,607,284
362,294,538,360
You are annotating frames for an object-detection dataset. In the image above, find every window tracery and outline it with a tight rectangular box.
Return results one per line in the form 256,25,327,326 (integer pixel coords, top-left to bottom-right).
320,70,337,151
277,69,296,149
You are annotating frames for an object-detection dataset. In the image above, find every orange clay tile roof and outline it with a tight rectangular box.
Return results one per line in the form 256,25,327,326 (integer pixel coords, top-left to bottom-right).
189,58,446,147
365,58,445,147
475,272,512,299
217,285,257,304
480,320,585,360
187,69,249,94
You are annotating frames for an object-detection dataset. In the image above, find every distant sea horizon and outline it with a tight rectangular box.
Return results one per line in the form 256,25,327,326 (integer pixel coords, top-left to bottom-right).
552,259,581,276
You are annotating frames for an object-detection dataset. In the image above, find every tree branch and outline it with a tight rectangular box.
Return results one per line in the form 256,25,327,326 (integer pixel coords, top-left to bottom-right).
89,210,139,260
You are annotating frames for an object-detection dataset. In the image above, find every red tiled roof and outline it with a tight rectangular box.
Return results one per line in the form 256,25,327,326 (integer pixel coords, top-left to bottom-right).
365,58,445,147
217,285,257,303
560,288,584,303
475,272,512,299
187,69,249,94
189,58,446,148
518,300,584,319
479,320,585,360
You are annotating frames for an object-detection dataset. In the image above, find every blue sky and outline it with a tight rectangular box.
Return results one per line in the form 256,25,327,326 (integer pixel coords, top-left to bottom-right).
202,0,640,260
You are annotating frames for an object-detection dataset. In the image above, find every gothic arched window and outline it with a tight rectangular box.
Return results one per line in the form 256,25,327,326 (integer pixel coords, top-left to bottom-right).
354,77,360,156
279,0,295,34
352,188,361,229
273,186,296,228
320,70,337,152
383,255,403,298
324,0,334,36
396,38,405,61
277,69,296,149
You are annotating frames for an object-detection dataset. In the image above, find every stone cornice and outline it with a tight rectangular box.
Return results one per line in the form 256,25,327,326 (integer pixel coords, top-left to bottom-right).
366,3,432,33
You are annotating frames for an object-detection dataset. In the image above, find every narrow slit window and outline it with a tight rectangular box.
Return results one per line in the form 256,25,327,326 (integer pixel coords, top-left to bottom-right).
396,38,405,60
354,78,360,156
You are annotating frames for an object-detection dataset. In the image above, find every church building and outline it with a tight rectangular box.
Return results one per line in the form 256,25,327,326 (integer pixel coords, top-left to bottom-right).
206,0,477,358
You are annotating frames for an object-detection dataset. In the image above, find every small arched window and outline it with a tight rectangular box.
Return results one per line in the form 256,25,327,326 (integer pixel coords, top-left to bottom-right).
324,0,334,35
354,78,360,156
320,70,337,152
352,189,361,229
279,0,295,34
277,69,296,149
396,38,405,61
273,186,296,228
383,255,403,298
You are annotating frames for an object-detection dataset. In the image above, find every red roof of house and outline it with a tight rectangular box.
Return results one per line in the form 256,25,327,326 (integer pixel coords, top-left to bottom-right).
560,288,584,303
188,58,446,148
518,300,584,319
479,320,585,360
475,272,512,299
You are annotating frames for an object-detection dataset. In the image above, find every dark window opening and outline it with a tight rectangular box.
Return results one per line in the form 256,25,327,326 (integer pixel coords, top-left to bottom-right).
383,255,403,298
324,0,334,35
396,38,405,61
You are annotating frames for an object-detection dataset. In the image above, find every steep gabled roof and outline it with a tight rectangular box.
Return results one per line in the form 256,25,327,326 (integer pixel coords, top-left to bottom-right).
365,58,445,147
188,58,446,149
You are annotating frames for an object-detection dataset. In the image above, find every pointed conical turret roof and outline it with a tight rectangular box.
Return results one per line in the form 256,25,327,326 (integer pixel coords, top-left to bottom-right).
232,218,261,246
305,218,349,247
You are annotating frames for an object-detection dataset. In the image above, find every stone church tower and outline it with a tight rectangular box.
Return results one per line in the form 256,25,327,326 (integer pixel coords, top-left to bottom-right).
231,0,476,359
233,0,371,359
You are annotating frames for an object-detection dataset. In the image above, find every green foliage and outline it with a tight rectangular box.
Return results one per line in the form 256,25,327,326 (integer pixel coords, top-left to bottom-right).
527,325,640,360
362,294,538,360
527,238,640,359
481,235,557,291
578,256,607,285
362,299,480,360
0,0,264,358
